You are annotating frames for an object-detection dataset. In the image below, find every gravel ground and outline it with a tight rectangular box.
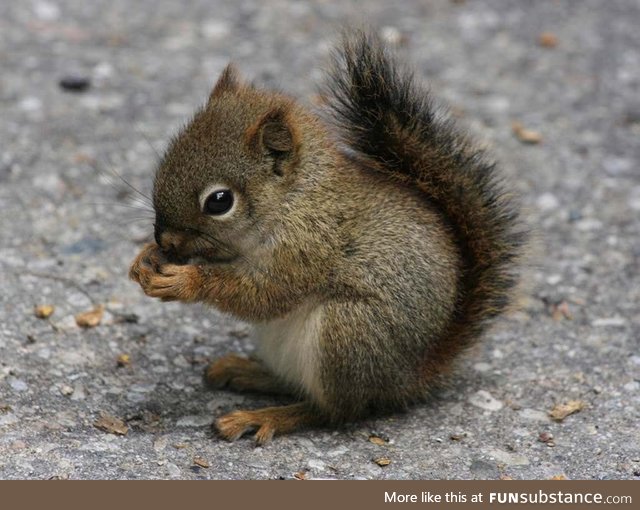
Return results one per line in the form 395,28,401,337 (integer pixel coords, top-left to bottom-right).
1,0,639,480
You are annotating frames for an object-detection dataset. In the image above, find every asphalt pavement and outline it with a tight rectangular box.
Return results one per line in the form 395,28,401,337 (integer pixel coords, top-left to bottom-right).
0,0,638,479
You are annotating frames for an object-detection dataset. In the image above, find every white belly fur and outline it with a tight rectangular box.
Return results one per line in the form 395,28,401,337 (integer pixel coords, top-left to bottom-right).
254,300,325,404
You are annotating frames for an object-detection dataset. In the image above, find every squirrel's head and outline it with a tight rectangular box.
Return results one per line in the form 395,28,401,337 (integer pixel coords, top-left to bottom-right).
152,64,327,265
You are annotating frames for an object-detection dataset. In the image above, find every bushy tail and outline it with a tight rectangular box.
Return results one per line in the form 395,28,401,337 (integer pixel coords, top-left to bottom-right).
325,30,526,372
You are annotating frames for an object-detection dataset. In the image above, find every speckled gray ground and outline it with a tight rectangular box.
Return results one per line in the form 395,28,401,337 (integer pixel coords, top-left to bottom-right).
1,0,639,480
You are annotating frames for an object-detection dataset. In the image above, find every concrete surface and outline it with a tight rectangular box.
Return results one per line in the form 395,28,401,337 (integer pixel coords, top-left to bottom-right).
1,0,639,480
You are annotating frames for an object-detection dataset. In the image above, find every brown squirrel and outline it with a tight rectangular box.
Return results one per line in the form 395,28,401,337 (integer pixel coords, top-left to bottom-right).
129,30,524,444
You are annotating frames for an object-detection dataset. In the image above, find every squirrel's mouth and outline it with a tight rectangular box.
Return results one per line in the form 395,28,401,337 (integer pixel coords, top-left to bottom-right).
188,253,238,265
158,232,238,266
162,248,237,266
160,246,189,265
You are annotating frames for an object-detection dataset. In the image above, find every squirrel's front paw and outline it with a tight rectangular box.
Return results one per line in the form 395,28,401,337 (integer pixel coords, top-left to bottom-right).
142,263,202,302
129,243,165,285
129,244,201,301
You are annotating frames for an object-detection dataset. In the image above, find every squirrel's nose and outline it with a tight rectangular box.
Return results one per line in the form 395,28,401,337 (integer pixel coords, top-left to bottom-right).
154,225,190,264
153,222,177,252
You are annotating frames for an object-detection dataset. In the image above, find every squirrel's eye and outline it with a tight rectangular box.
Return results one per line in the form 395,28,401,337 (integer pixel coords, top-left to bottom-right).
203,189,234,215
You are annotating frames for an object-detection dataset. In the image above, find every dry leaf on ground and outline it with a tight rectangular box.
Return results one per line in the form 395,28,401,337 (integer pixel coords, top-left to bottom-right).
34,305,55,319
94,412,128,435
550,301,573,321
549,400,586,422
539,32,558,48
374,457,391,467
75,305,104,328
368,435,388,446
193,456,210,468
512,121,543,144
116,354,131,367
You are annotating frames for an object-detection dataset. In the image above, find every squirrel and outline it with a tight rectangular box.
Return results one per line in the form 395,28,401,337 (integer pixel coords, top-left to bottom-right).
129,30,524,444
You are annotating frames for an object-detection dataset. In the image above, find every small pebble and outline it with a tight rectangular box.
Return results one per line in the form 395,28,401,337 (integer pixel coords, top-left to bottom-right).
19,97,42,112
11,440,27,450
468,390,503,411
568,209,582,222
307,459,326,471
59,75,91,92
60,385,74,396
537,192,559,211
379,26,406,47
34,1,61,21
166,462,181,478
539,432,555,446
9,379,28,392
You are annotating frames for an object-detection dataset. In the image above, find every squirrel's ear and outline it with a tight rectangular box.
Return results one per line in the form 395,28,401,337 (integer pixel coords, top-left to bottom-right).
247,106,298,170
209,64,241,101
261,112,294,153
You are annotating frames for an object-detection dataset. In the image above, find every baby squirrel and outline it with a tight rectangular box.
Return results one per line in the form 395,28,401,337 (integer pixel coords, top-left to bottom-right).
129,30,524,444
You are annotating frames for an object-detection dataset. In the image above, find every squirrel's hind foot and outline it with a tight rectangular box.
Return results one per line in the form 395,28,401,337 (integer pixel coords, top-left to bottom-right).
215,402,319,445
206,353,291,395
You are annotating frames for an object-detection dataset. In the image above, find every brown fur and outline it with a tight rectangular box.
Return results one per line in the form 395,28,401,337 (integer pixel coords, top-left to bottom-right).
206,354,291,395
216,403,320,445
129,31,524,442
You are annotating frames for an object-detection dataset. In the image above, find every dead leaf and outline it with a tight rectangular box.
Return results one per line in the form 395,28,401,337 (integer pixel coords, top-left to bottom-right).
551,474,568,480
512,121,543,144
551,301,573,321
368,435,388,446
116,354,131,367
293,471,308,480
75,305,104,328
94,412,128,435
193,456,209,468
549,400,586,422
538,432,554,443
539,32,558,48
173,443,188,449
34,304,55,319
374,457,391,467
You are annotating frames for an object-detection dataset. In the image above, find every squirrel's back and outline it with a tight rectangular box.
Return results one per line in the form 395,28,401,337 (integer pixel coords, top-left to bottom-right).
325,31,525,379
